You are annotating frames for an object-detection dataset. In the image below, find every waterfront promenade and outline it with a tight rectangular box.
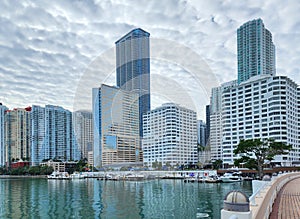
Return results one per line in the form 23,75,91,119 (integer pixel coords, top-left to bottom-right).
249,172,300,219
269,177,300,219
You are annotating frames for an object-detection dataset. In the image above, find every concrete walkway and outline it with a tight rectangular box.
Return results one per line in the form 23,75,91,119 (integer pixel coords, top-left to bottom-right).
269,177,300,219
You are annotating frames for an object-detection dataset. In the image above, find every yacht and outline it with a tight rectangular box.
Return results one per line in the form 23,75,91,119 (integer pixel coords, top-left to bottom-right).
47,171,70,180
70,172,85,179
220,171,243,183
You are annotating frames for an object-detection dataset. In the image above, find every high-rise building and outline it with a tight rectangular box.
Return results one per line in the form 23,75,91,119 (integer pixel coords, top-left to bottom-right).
31,105,79,166
237,18,275,84
73,110,93,160
209,80,237,162
0,103,8,166
92,84,141,168
209,19,299,167
205,105,210,146
5,107,31,165
197,120,207,147
142,103,198,168
115,28,150,137
221,75,299,166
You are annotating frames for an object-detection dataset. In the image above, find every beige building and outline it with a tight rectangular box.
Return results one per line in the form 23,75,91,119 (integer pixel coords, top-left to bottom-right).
87,151,93,167
5,107,31,164
93,84,141,168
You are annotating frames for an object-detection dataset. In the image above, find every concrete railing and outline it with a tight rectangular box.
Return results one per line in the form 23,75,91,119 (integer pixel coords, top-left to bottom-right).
250,172,300,219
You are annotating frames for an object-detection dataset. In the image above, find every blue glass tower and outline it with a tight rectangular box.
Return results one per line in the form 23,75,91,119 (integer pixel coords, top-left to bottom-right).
237,19,275,84
115,28,150,137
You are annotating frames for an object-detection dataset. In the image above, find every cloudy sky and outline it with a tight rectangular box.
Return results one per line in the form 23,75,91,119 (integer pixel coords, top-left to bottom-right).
0,0,299,119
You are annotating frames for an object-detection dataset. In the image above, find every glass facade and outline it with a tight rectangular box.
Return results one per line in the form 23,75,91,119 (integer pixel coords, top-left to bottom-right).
237,19,276,84
115,28,150,137
0,104,7,166
73,110,93,160
31,105,78,166
93,85,141,168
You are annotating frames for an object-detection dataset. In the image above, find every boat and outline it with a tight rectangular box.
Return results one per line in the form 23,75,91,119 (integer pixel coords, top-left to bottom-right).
104,174,121,181
125,173,145,181
183,177,197,183
70,172,85,179
47,171,70,180
220,171,243,183
204,176,221,183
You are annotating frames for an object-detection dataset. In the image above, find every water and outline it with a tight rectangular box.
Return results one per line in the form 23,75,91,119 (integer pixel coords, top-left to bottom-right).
0,178,252,219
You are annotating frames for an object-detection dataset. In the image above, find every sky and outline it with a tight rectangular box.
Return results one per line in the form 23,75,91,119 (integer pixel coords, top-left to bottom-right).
0,0,299,120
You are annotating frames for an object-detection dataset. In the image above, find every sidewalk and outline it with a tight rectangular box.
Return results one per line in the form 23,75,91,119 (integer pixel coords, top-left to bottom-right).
269,177,300,219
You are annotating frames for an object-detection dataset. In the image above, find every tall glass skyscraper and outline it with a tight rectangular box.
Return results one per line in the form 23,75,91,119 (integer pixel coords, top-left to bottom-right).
115,28,150,137
237,18,276,84
0,103,7,166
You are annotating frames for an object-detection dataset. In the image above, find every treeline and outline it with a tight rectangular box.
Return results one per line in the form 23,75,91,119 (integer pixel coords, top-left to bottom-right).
0,165,54,176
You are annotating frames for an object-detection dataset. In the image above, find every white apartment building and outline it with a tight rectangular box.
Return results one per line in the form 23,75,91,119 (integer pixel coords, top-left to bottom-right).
142,103,198,168
209,81,237,162
222,75,300,166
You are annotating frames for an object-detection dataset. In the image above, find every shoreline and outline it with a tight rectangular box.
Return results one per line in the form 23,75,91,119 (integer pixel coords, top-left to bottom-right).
0,175,47,179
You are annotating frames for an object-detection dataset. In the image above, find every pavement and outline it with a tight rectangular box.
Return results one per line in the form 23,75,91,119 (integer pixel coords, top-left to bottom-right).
269,177,300,219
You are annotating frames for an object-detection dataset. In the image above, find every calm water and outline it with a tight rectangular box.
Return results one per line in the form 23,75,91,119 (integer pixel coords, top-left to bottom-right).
0,178,252,219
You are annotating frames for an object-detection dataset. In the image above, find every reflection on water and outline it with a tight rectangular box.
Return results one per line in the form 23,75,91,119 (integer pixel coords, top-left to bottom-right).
0,178,252,219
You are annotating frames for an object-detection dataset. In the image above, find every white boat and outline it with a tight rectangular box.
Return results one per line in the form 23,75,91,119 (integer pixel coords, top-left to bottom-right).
125,173,145,181
70,172,85,179
47,171,70,180
204,176,221,183
220,171,243,183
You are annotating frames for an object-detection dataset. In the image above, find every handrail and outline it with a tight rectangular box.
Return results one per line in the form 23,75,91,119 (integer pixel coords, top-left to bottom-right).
250,172,300,219
249,180,269,206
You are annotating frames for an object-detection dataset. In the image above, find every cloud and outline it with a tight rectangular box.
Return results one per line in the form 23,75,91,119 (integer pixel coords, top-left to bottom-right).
0,0,299,120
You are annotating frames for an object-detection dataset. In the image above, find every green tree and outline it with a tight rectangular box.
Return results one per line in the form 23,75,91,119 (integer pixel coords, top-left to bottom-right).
28,166,40,175
197,143,205,152
212,159,223,170
40,166,54,175
234,156,257,170
197,161,203,169
234,138,292,179
152,160,158,169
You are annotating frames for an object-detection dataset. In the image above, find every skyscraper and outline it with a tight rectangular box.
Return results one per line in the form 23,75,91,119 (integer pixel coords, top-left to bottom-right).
205,105,210,146
237,18,275,84
93,84,141,168
115,28,150,137
197,120,207,147
5,107,31,165
221,75,299,166
142,103,198,168
31,105,79,166
209,80,237,162
0,103,7,166
73,110,93,160
208,19,300,167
